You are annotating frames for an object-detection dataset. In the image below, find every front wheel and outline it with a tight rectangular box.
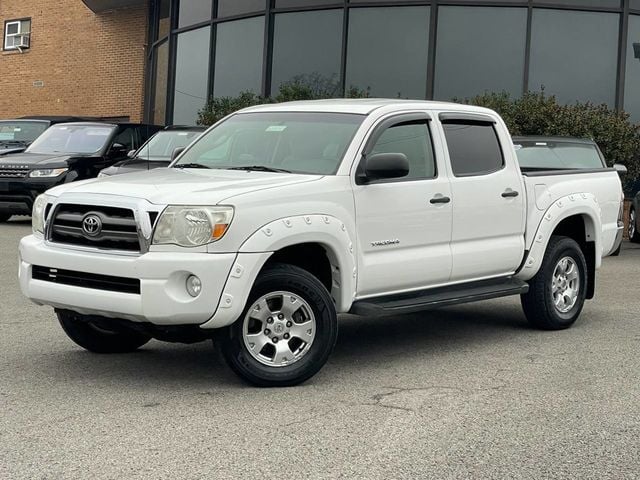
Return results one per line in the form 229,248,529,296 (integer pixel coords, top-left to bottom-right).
217,263,338,387
630,207,640,243
57,310,151,353
521,236,587,330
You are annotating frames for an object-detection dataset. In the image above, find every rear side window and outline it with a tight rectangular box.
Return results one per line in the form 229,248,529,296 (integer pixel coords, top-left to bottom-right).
442,121,504,176
369,120,436,180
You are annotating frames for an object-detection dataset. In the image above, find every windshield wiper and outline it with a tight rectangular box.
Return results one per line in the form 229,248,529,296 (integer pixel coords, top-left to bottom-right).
0,140,27,145
226,165,292,173
173,163,211,169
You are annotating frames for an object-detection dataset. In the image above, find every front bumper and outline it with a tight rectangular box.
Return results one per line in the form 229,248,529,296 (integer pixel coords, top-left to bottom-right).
0,176,66,215
19,235,237,325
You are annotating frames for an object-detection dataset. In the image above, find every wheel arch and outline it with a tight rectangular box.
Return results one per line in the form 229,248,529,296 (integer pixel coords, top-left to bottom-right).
517,193,602,296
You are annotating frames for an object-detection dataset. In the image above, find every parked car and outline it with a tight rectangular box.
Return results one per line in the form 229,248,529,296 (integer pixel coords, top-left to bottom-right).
19,100,624,387
629,190,640,243
0,122,160,221
98,126,206,177
0,116,99,156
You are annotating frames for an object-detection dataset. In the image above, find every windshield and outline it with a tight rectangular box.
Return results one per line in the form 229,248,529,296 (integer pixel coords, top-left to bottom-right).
514,140,605,170
26,125,114,155
137,130,202,160
0,121,48,144
174,112,365,174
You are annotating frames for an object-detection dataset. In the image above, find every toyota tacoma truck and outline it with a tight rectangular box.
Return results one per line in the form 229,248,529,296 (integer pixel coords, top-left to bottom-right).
18,100,625,387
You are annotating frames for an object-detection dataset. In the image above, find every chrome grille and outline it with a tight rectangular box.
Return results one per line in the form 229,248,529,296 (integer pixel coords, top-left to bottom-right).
49,204,141,252
0,165,30,178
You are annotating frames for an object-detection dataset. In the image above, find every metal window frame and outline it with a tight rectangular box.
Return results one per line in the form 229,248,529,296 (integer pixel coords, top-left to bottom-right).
144,0,636,124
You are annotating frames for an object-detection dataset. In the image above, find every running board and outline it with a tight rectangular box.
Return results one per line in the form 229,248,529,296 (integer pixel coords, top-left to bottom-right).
349,277,529,316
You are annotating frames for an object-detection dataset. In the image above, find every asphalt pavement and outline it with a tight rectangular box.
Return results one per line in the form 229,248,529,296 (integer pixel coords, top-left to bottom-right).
1,217,639,479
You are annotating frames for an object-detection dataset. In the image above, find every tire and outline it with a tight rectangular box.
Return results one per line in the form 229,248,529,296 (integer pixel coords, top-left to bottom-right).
0,212,11,222
217,263,338,387
57,310,151,353
630,207,640,243
521,236,587,330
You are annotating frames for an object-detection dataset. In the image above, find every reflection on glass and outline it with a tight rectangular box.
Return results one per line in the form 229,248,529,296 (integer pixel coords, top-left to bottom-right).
529,8,618,106
275,0,340,7
271,9,342,95
173,27,211,125
346,7,430,99
435,6,526,100
217,0,265,17
153,41,169,125
214,17,265,98
157,0,170,39
624,15,640,121
178,0,212,28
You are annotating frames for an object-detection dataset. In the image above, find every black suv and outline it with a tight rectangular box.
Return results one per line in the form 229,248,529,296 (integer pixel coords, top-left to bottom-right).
98,125,206,177
0,122,160,221
0,116,100,156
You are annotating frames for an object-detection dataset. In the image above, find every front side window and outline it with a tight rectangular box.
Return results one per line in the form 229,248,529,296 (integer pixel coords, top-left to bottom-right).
27,125,114,155
137,130,203,160
443,121,504,177
368,121,436,180
174,112,364,174
4,19,31,51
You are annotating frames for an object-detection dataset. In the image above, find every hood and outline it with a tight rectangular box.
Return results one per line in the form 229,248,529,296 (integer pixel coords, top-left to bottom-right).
48,167,323,205
0,152,80,166
100,158,170,176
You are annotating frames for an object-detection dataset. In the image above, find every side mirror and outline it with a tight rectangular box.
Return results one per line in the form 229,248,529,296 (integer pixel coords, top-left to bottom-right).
127,149,136,159
361,152,409,182
171,147,185,162
109,143,127,156
613,163,627,175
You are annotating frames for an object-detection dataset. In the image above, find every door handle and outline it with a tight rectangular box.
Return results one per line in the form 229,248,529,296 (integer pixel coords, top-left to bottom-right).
430,195,451,204
501,189,519,198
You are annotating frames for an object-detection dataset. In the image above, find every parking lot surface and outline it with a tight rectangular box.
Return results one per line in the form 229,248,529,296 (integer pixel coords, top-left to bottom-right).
1,218,639,479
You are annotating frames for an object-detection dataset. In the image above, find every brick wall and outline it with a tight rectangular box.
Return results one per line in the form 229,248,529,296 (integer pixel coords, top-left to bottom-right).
0,0,148,122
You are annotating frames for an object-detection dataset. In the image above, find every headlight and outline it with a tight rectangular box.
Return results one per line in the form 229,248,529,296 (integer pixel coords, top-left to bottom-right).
29,168,68,178
32,194,52,235
152,206,234,247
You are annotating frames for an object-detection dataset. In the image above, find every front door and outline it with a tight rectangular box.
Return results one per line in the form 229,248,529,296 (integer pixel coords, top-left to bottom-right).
353,114,453,298
439,116,525,282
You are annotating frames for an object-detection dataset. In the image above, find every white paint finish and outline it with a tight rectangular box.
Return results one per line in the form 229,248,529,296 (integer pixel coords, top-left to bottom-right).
18,100,625,329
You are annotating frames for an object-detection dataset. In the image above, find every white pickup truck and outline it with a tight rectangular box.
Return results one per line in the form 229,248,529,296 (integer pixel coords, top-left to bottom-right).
19,100,625,387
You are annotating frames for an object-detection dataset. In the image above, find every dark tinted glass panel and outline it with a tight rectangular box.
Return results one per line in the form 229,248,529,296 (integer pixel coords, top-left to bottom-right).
157,0,170,39
152,41,169,125
370,122,435,179
625,15,640,121
346,7,429,99
271,10,342,96
443,122,503,177
173,27,210,125
633,0,640,9
217,0,265,17
214,16,265,97
435,7,526,100
534,0,620,7
529,9,618,106
276,0,340,7
178,0,212,28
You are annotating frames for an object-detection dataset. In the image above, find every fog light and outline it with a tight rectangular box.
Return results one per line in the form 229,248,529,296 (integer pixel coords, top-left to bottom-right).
186,275,202,297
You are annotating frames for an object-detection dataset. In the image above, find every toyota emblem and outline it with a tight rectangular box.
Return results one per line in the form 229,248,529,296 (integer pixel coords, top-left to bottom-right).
82,214,102,237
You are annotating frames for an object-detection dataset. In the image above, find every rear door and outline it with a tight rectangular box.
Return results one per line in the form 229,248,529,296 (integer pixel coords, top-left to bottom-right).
438,114,525,282
353,113,453,297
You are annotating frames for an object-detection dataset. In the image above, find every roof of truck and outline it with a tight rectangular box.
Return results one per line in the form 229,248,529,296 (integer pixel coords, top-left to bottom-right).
240,98,497,116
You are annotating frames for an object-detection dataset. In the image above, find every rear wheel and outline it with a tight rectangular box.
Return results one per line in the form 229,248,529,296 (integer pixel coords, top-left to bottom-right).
630,207,640,243
521,236,587,330
218,263,338,387
57,310,151,353
0,212,11,222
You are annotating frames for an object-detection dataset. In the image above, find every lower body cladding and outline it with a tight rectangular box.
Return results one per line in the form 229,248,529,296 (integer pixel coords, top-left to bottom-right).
18,234,270,330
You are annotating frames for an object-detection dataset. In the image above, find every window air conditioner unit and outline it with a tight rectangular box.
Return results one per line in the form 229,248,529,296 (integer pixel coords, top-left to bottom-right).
13,33,30,49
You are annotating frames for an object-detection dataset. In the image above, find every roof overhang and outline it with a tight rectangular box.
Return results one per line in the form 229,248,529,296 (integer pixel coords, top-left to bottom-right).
82,0,146,13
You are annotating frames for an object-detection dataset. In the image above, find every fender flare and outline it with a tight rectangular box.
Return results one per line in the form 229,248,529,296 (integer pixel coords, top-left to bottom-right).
516,193,602,282
200,214,356,329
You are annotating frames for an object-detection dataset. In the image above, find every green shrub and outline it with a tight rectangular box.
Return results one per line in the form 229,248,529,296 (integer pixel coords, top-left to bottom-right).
463,90,640,185
197,73,370,126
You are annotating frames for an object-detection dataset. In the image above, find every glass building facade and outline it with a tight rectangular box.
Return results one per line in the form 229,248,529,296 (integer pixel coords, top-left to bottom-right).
146,0,640,125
